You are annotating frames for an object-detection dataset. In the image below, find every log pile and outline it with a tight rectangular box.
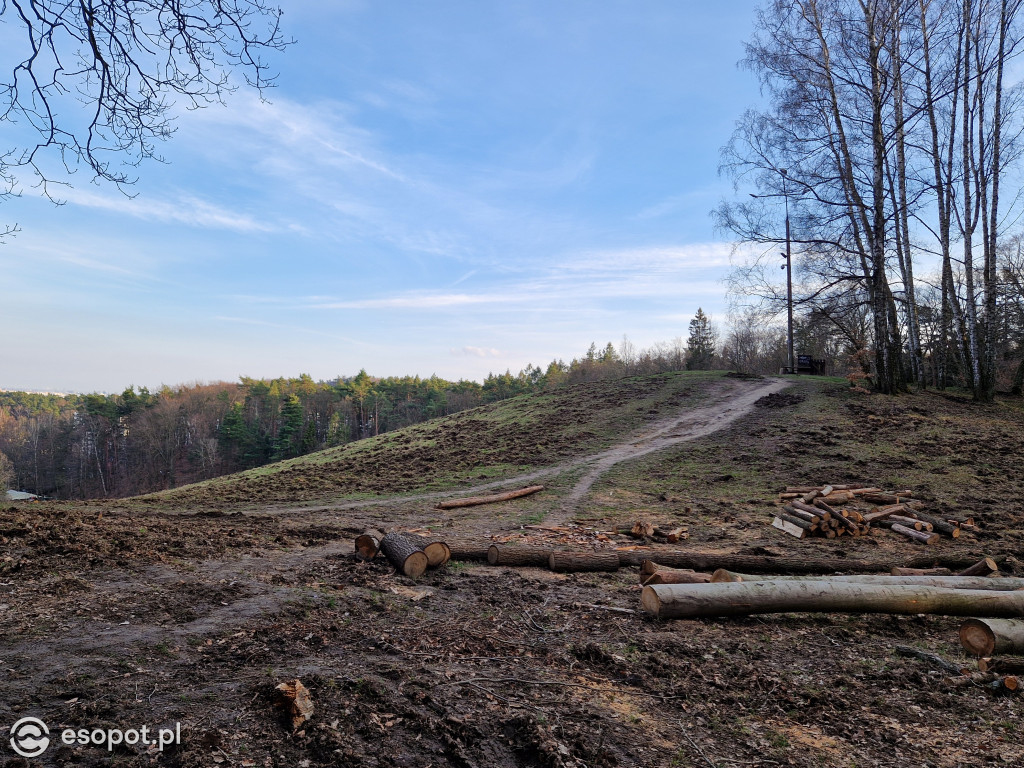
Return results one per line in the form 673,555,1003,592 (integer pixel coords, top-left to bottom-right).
354,530,452,578
771,484,970,545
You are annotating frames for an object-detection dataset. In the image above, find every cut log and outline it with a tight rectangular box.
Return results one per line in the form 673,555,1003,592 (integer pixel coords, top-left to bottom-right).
993,675,1019,694
641,581,1024,620
702,572,1024,590
778,511,816,530
978,657,1024,675
420,540,451,567
642,567,713,585
891,567,953,576
862,504,910,524
487,544,552,567
960,619,1024,657
784,484,860,493
887,515,931,531
379,532,429,578
890,523,939,545
790,500,827,521
548,550,620,573
654,526,688,543
943,671,998,688
821,491,854,504
443,538,491,561
901,511,960,538
435,485,544,510
811,498,839,516
958,557,999,577
616,551,892,574
801,489,821,504
630,520,656,539
354,530,383,561
772,516,808,539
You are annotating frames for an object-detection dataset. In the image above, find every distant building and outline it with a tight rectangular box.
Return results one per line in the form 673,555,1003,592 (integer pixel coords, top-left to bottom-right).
5,490,39,501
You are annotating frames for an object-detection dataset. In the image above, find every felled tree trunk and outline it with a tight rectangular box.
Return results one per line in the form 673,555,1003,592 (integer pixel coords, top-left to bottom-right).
436,485,544,510
960,618,1024,657
641,581,1024,620
640,560,712,585
379,532,429,578
443,538,491,561
548,551,620,573
707,571,1024,590
487,544,552,567
616,551,891,574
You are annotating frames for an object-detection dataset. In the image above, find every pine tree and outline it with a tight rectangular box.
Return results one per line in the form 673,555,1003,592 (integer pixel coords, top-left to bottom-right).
686,308,718,370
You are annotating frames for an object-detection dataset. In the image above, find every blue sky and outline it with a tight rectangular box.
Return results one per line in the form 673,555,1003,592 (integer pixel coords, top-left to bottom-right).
1,1,764,393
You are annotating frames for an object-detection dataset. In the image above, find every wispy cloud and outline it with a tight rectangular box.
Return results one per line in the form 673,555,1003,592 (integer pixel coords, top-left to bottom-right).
64,188,277,233
310,293,509,310
450,346,502,357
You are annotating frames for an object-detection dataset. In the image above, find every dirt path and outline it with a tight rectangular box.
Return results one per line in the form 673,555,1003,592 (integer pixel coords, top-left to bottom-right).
549,376,789,520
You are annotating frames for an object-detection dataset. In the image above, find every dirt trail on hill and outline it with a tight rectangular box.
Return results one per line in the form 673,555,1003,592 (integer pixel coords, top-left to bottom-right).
247,376,790,518
550,376,790,518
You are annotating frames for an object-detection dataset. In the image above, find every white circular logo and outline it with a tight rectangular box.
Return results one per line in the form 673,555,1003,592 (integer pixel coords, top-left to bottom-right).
9,717,50,758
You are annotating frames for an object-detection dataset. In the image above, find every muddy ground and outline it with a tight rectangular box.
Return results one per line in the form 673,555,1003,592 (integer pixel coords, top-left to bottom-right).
2,374,1023,767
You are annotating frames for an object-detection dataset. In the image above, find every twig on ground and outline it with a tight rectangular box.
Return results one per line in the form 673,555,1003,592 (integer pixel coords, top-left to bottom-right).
894,645,965,676
680,721,718,768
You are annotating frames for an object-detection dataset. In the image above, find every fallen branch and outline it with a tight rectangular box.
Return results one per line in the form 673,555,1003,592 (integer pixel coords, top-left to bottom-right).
436,485,544,510
894,645,967,676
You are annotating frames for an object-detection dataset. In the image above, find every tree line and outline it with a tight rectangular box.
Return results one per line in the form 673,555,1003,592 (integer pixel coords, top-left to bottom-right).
0,318,726,500
718,0,1024,400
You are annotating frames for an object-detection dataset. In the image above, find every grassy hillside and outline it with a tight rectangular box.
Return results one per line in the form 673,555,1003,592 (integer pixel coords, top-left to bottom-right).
133,370,720,511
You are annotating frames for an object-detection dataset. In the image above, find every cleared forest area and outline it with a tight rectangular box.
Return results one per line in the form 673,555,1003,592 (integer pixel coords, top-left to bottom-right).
2,372,1022,767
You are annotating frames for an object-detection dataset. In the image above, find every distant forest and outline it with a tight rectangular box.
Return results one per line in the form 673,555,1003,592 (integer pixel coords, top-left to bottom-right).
0,326,716,500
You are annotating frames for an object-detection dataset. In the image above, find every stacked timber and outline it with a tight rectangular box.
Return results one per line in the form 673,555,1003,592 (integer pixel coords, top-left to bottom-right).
771,483,970,546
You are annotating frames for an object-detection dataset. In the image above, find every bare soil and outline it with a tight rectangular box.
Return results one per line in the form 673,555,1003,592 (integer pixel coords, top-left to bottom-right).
2,373,1022,768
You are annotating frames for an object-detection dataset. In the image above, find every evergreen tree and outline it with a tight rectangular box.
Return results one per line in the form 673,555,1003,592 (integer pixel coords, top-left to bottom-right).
274,395,304,460
686,308,718,370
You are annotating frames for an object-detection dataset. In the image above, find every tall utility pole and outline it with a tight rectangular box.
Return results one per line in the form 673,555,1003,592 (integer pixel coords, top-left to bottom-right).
781,168,795,374
750,168,796,373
